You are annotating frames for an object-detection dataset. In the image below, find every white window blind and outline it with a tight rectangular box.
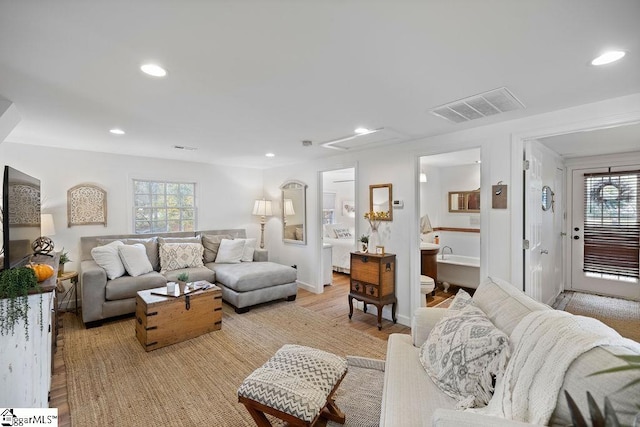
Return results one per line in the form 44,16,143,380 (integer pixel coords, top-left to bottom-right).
583,171,639,279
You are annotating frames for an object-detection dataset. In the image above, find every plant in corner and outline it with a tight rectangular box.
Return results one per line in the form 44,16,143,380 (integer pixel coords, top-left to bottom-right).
0,267,42,340
58,248,71,275
564,354,640,426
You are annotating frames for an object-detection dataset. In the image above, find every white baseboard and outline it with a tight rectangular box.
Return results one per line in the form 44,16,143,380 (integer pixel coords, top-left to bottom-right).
296,280,319,294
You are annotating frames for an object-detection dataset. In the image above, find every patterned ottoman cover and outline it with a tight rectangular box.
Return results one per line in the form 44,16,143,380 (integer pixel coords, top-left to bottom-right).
238,344,348,423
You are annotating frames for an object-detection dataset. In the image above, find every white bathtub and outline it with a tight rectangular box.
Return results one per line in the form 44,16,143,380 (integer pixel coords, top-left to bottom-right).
437,255,480,289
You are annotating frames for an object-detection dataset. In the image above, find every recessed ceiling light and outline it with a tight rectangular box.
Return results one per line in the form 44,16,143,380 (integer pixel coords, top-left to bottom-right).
140,63,167,77
265,153,275,158
109,128,125,135
354,127,371,135
591,50,626,66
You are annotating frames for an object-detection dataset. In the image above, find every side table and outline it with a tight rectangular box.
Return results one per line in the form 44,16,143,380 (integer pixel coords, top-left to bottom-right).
57,271,79,315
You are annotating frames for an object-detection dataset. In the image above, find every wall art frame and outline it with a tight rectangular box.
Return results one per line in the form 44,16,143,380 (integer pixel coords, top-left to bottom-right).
67,184,107,227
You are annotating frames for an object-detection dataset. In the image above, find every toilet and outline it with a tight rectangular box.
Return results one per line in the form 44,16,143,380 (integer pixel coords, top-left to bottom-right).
420,275,435,307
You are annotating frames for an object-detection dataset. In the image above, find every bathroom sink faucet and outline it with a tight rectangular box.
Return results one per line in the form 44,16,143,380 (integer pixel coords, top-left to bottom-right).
441,246,453,259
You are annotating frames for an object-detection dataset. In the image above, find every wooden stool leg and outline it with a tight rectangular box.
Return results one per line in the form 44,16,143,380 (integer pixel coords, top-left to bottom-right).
244,405,273,427
320,398,345,424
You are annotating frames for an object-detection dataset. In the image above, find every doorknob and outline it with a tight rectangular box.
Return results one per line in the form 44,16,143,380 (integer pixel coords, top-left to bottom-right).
573,236,580,240
540,249,549,254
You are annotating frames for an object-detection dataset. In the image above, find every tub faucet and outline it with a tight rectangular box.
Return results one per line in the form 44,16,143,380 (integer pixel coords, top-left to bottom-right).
441,246,453,260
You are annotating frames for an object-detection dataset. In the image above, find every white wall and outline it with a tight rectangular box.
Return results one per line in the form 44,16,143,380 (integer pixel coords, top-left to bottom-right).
0,143,264,273
264,93,640,327
3,93,639,327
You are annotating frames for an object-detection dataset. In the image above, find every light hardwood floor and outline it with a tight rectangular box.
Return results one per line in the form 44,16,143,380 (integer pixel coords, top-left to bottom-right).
51,271,453,425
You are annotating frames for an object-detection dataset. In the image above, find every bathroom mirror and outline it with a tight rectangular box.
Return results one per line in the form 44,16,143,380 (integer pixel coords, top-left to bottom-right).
369,183,393,221
541,185,554,211
448,190,480,213
280,180,307,245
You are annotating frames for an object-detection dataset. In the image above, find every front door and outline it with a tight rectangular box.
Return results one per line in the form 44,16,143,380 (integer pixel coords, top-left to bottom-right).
570,167,640,300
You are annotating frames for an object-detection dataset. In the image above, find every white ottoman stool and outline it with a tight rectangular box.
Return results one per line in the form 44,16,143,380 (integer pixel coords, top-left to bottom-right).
420,275,435,307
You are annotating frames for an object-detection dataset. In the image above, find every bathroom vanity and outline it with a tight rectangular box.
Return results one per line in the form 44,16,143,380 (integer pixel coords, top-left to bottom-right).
420,243,439,283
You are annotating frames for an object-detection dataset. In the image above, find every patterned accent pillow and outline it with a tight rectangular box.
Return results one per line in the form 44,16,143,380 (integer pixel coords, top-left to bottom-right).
419,304,509,408
448,288,474,311
159,242,204,273
333,228,352,238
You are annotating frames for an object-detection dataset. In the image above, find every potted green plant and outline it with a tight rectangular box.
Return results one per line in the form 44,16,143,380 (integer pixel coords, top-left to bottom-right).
58,249,71,276
176,272,189,294
360,235,369,253
0,267,42,340
565,354,640,426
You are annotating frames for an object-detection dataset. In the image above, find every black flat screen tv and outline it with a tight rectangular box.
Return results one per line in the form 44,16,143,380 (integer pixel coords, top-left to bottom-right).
1,166,42,270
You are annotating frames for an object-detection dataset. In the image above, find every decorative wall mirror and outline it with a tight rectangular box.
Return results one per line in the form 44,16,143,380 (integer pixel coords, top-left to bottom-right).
541,185,554,211
369,183,393,221
280,180,307,245
448,190,480,213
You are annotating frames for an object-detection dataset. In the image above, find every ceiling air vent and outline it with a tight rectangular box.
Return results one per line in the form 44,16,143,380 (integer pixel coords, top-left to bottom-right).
430,87,525,124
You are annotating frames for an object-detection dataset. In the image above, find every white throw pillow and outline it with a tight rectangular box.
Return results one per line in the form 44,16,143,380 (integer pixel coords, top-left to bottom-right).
118,244,153,277
419,304,510,408
235,238,257,262
91,241,126,280
215,239,245,264
159,242,205,273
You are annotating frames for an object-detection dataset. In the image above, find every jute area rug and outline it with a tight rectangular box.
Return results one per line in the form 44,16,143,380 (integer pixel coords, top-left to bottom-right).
64,302,389,426
559,291,640,342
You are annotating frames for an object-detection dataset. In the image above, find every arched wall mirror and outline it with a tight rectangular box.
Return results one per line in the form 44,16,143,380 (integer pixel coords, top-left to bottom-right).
369,183,393,221
280,180,308,245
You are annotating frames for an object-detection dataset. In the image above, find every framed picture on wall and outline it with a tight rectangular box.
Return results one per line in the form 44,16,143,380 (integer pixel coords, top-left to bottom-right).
342,200,355,217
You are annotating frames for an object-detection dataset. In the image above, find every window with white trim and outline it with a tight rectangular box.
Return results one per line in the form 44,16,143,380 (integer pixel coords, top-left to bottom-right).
133,179,196,234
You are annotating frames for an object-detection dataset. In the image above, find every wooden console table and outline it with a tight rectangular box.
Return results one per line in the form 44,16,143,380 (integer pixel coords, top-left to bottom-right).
348,252,397,330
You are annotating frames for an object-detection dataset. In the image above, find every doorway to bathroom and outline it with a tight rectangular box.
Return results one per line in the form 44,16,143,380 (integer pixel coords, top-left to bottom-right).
320,167,356,290
418,148,482,300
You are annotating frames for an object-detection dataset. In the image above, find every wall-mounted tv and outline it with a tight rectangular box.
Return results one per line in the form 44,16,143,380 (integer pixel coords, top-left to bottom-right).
1,166,42,270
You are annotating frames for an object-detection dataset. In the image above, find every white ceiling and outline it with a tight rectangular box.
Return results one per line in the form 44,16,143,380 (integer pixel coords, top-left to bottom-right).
1,1,639,168
539,121,640,158
420,148,481,168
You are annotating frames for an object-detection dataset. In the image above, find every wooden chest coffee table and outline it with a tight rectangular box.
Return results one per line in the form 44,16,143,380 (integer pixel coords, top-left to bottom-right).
135,281,222,351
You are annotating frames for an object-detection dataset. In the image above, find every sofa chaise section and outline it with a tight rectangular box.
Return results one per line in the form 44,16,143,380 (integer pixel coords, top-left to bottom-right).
211,261,298,313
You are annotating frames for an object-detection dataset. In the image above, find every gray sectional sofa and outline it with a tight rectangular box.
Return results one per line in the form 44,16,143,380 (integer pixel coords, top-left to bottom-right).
80,229,297,325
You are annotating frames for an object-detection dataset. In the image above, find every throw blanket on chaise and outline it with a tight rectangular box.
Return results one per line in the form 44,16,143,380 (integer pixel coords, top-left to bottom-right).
470,310,640,425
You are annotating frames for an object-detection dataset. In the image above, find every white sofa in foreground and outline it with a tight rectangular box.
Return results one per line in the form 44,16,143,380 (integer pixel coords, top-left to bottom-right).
381,276,640,426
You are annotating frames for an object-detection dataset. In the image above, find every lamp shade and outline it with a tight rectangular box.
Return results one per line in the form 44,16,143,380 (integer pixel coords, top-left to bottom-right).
252,199,273,216
41,214,56,236
283,199,295,216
